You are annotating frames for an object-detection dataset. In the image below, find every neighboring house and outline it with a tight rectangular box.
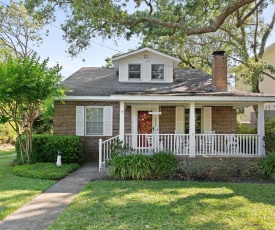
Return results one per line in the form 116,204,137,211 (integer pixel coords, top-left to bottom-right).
54,48,275,168
236,42,275,126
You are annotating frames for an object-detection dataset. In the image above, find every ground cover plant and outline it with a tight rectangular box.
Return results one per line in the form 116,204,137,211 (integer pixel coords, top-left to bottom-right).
0,155,55,220
13,163,79,180
49,180,275,230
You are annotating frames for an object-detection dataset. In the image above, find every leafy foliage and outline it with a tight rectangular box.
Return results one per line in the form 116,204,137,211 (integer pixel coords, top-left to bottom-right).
25,0,257,57
13,163,79,180
110,139,134,158
260,153,275,180
0,55,65,164
0,123,17,145
0,0,47,59
236,122,256,134
151,151,178,178
15,135,83,164
108,151,178,180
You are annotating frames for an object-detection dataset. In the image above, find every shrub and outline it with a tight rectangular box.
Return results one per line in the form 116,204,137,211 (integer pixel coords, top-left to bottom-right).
236,122,256,134
108,151,178,180
13,163,79,180
178,157,261,181
264,133,275,154
151,152,178,177
265,118,275,133
15,135,83,164
0,123,17,145
108,154,152,180
110,140,134,158
260,153,275,180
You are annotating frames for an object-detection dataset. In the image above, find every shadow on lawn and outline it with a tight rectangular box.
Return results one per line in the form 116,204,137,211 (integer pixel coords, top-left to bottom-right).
71,180,275,229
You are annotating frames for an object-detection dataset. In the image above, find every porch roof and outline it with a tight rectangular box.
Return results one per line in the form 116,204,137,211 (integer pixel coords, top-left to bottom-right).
62,67,275,99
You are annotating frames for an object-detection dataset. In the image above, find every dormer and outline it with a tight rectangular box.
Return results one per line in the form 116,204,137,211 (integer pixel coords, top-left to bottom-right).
112,48,180,83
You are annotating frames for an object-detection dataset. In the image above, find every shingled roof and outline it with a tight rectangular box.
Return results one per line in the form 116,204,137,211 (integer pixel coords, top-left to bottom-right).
62,67,275,98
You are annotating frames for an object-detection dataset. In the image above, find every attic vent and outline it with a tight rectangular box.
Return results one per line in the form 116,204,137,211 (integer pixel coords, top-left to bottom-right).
143,54,151,61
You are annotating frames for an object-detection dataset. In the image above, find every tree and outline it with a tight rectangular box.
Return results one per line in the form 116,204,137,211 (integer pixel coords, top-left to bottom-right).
0,55,65,164
0,0,47,59
141,1,275,89
25,0,259,56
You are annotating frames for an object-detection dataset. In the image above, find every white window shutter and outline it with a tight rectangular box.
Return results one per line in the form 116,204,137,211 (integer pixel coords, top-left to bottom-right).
203,107,212,132
103,106,113,136
175,107,184,133
76,106,85,136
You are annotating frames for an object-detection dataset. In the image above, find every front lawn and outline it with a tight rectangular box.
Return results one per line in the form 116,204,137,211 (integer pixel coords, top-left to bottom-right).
0,146,16,157
0,156,55,220
50,180,275,230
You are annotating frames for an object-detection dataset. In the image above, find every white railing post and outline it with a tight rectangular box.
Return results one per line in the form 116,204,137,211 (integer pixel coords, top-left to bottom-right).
189,102,196,157
258,102,265,156
119,101,125,143
99,138,102,171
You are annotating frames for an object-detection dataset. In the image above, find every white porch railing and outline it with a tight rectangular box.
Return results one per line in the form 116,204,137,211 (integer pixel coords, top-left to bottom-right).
99,134,259,171
99,135,119,170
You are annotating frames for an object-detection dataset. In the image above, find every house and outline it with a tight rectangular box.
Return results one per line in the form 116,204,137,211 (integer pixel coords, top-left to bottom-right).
236,42,275,126
54,48,275,169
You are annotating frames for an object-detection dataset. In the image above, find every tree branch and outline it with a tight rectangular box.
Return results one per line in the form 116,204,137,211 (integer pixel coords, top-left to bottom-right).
124,0,255,35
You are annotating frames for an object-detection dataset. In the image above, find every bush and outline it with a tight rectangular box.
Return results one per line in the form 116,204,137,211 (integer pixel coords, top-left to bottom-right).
236,122,256,134
0,123,17,145
15,135,83,164
265,118,275,133
151,152,178,177
264,133,275,154
178,157,261,181
13,163,79,180
108,151,178,180
260,153,275,180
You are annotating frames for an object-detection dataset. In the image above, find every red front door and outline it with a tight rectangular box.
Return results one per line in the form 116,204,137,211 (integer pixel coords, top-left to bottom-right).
138,111,152,147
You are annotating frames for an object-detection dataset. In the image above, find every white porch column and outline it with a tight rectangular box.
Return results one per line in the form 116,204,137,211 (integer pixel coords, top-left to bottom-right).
257,102,265,156
119,101,125,142
189,102,196,157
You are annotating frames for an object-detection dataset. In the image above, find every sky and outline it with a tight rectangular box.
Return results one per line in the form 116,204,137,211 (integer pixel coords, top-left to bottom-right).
1,0,275,78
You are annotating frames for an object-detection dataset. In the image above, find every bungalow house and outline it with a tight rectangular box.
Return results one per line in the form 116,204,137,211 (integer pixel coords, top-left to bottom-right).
54,48,275,170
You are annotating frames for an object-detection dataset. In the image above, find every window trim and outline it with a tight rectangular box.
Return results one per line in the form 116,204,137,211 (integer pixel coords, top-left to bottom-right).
128,64,141,79
85,106,104,136
151,64,164,80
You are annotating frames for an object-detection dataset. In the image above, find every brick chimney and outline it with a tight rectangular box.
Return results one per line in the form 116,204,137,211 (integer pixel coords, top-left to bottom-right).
212,51,228,91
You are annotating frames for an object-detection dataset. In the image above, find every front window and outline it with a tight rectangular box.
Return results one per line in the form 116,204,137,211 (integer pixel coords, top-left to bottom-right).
152,64,164,80
86,107,103,135
184,108,202,134
129,64,141,79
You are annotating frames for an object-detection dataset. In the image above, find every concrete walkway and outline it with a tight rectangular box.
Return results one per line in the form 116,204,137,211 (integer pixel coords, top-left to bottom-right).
0,162,108,230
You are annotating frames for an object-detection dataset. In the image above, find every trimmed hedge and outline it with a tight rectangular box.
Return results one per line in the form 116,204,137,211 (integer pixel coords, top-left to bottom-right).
15,135,83,164
13,163,79,180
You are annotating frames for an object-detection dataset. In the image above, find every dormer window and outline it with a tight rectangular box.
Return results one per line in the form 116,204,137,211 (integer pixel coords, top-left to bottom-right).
129,64,141,79
152,64,164,80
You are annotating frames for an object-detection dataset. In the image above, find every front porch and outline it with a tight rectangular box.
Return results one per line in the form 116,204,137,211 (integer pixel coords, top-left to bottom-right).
99,133,260,170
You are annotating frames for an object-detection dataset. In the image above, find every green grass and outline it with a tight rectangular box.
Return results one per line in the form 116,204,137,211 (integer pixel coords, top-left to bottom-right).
50,180,275,230
13,163,79,180
0,146,16,157
0,156,55,220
